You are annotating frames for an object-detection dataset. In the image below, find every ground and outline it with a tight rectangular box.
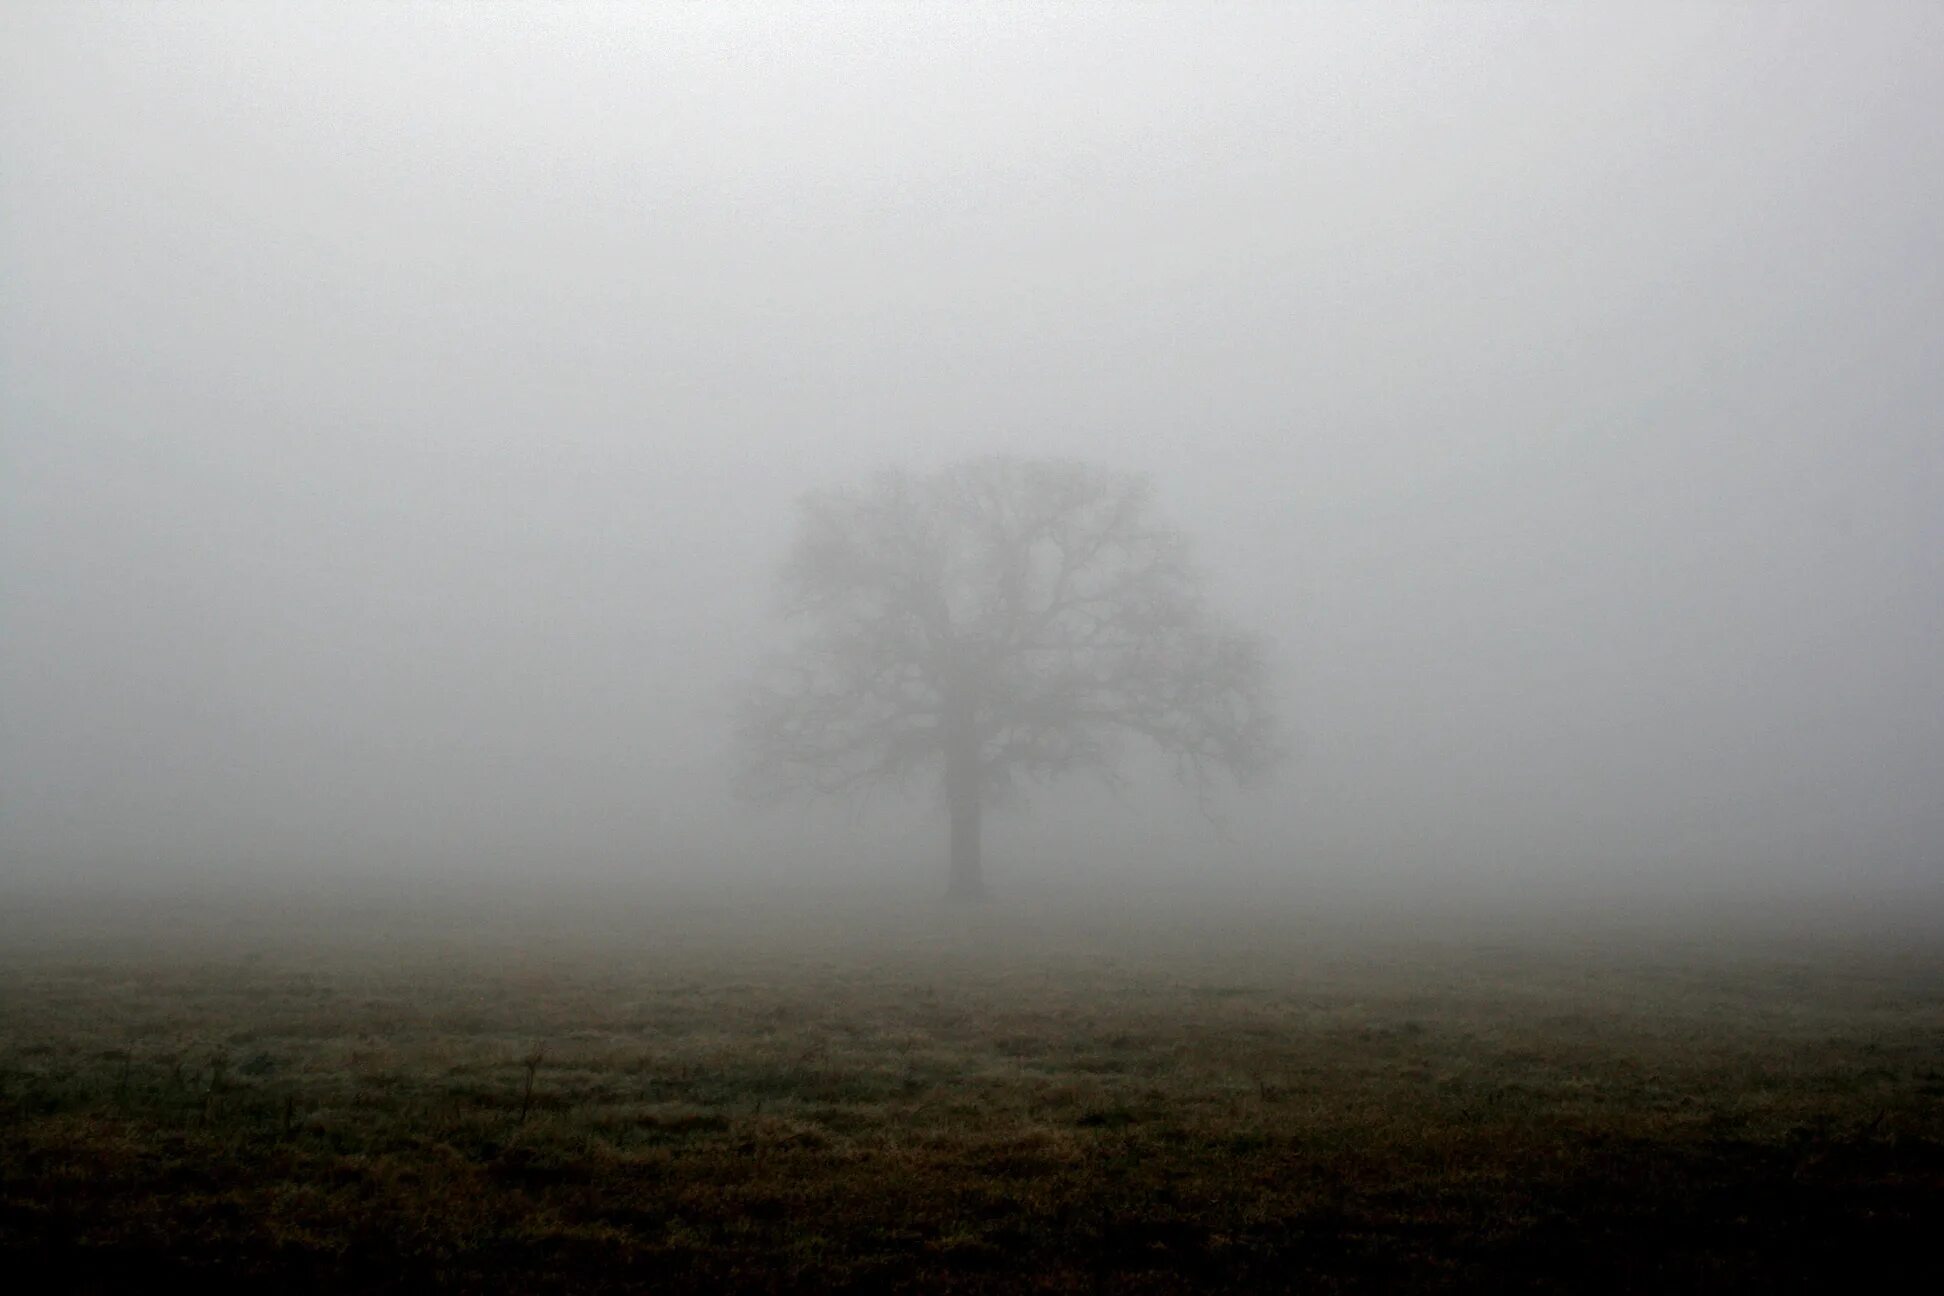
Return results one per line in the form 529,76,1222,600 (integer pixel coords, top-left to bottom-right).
2,883,1941,1291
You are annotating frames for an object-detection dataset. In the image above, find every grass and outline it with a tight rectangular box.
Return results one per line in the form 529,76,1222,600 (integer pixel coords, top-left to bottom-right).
2,885,1941,1291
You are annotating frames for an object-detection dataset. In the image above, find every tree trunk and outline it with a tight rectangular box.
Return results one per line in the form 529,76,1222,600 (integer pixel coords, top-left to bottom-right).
943,719,986,901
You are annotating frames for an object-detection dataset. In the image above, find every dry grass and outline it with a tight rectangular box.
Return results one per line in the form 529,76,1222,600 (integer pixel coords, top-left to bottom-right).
3,887,1941,1291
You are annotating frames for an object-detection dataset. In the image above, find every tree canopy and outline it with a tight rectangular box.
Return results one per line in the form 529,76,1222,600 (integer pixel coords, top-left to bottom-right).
738,456,1281,897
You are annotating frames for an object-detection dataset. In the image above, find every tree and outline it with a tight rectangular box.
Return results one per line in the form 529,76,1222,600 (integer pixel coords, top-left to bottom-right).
737,456,1281,899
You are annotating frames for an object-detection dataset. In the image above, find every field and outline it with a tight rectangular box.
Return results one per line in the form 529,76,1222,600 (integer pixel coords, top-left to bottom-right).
3,883,1942,1292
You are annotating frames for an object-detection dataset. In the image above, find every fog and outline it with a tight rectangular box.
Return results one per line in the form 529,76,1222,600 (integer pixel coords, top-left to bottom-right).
4,5,1940,907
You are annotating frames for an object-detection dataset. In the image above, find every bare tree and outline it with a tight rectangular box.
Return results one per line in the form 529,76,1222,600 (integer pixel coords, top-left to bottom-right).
738,457,1281,899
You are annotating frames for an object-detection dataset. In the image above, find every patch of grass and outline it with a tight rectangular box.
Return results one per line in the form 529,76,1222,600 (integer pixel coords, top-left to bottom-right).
2,892,1941,1291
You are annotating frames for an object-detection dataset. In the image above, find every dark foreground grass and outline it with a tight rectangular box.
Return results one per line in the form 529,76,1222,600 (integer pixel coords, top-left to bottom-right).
2,886,1941,1292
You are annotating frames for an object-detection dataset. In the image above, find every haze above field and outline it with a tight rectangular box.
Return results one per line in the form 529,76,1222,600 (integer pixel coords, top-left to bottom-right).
3,4,1940,901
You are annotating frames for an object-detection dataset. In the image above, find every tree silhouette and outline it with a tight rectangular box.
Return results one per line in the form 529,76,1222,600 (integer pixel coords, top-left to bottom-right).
738,457,1281,899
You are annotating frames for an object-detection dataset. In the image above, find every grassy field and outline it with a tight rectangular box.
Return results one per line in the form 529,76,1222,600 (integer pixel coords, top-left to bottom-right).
3,884,1941,1292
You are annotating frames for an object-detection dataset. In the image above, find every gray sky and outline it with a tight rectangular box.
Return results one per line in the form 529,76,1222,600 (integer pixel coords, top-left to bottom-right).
4,4,1940,895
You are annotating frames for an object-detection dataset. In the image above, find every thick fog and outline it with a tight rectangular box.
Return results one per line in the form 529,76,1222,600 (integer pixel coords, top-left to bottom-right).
4,6,1940,902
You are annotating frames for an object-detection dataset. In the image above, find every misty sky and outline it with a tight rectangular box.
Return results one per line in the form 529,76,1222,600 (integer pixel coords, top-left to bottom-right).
4,5,1940,894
